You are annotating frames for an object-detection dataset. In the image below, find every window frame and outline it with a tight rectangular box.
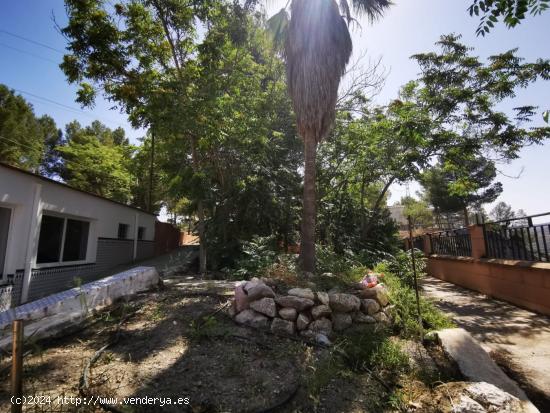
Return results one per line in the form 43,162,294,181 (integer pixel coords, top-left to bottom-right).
35,211,92,269
137,226,146,240
118,223,129,240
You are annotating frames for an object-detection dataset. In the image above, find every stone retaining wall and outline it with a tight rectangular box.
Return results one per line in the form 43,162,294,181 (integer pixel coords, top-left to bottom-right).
230,278,391,343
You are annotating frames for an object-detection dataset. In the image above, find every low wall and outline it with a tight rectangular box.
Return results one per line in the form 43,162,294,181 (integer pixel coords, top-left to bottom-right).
427,254,550,316
0,266,159,336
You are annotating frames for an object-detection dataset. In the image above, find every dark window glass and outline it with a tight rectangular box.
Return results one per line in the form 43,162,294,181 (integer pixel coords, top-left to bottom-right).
62,219,89,262
118,223,128,239
37,215,64,263
138,226,145,240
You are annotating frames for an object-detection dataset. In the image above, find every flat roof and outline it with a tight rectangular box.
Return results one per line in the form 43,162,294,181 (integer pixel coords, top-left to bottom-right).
0,162,157,217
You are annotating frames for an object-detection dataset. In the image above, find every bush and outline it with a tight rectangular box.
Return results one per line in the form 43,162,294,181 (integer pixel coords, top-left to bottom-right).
375,251,454,338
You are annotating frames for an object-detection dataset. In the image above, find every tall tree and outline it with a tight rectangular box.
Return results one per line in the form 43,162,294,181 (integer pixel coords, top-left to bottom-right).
57,121,134,203
0,85,61,172
61,0,218,274
267,0,392,273
421,158,503,227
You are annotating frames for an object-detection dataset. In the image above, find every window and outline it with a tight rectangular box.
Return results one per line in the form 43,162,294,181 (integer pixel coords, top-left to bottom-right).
137,226,146,240
118,223,129,239
63,219,89,261
37,215,90,264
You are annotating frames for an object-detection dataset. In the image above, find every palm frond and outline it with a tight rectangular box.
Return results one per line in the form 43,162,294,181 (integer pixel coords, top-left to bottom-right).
348,0,393,22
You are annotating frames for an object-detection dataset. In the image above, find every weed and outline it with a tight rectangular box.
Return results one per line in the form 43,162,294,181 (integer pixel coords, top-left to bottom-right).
189,315,228,341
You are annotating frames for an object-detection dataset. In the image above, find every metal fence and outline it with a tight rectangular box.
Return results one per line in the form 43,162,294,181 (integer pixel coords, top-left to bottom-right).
412,236,424,251
483,212,550,262
430,229,472,257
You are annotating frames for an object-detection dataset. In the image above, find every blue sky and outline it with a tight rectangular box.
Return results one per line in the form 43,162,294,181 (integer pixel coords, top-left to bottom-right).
1,1,549,215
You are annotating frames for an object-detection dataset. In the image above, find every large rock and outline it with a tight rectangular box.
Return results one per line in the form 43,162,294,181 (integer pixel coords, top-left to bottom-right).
308,317,332,336
359,285,389,307
271,318,295,336
311,305,332,320
316,291,330,306
246,283,275,301
329,293,361,312
234,283,250,312
351,311,376,324
279,307,298,321
288,288,315,301
373,312,389,323
296,313,310,331
275,295,314,311
234,309,269,329
249,297,277,317
361,299,380,315
332,312,352,331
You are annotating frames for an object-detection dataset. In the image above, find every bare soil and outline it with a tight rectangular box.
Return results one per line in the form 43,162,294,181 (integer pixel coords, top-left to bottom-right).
0,276,408,413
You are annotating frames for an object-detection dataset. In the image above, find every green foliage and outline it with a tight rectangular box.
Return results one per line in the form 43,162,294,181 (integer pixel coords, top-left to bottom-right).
0,84,61,172
376,251,454,337
231,236,279,279
338,327,409,374
469,0,550,35
401,196,433,228
57,121,134,203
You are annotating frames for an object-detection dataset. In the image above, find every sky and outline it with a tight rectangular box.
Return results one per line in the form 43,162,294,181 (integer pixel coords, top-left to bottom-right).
1,0,549,216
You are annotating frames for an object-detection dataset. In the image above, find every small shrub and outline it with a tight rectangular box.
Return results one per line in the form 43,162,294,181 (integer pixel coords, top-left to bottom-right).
338,327,409,374
375,255,455,338
230,235,279,279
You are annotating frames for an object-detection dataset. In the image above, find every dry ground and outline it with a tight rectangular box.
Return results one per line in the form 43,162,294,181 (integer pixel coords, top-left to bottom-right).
1,275,425,413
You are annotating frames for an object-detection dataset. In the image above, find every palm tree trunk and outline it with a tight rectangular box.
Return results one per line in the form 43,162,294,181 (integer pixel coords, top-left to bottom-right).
300,134,317,273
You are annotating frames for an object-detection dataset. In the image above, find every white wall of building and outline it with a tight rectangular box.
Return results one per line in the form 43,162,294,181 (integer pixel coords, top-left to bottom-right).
0,165,156,279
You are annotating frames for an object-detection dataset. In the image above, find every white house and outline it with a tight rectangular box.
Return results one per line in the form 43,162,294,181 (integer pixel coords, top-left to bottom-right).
0,162,156,308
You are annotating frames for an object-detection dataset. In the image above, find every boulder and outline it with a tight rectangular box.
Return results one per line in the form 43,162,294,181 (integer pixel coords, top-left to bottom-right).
234,284,250,312
288,288,315,301
311,305,332,320
249,297,277,317
300,330,332,346
351,311,376,324
275,295,315,311
308,317,332,336
296,313,310,331
279,307,298,321
332,312,352,331
373,312,389,323
329,293,361,312
246,283,275,301
234,309,269,329
361,299,380,315
359,285,389,307
316,291,330,306
271,318,295,336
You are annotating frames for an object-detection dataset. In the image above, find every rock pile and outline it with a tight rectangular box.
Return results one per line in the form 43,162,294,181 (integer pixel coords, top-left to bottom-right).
230,278,391,344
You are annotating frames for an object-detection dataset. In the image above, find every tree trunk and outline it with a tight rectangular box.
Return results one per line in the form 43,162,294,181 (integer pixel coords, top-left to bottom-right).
191,137,207,276
197,200,207,275
300,135,317,274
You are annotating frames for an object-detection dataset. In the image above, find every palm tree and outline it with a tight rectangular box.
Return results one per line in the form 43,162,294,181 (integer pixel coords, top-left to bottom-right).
270,0,391,273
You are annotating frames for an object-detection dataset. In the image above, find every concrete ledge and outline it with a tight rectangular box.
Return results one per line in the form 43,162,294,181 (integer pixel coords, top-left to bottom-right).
437,328,539,413
0,266,159,332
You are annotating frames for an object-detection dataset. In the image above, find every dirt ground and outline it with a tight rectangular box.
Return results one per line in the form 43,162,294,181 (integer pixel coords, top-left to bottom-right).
0,275,417,413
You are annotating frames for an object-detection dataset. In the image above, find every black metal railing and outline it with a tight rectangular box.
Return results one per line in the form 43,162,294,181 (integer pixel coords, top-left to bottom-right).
430,229,472,257
483,212,550,262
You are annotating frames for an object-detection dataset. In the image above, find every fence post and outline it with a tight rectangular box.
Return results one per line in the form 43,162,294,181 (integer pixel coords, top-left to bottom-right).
11,320,23,413
469,224,486,259
422,234,432,255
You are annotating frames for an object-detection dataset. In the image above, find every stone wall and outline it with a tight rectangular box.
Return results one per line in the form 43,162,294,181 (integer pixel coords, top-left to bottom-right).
230,278,391,343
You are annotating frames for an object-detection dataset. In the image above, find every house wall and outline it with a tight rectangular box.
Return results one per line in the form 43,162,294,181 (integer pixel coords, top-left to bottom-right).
0,165,157,306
